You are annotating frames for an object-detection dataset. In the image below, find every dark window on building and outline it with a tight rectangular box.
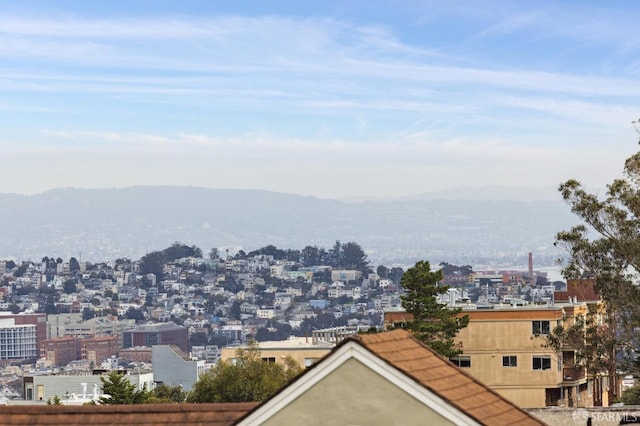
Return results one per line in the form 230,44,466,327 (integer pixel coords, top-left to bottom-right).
532,320,550,335
533,356,551,370
123,333,132,348
502,355,517,367
262,357,276,363
145,333,159,346
449,356,471,368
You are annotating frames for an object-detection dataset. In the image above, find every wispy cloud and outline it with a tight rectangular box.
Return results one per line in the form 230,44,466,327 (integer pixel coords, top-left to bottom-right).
0,4,638,197
473,11,546,39
0,13,635,103
0,15,242,39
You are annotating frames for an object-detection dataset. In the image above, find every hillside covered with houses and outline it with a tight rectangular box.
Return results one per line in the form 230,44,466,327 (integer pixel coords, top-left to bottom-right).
0,242,557,352
0,242,401,353
0,241,560,403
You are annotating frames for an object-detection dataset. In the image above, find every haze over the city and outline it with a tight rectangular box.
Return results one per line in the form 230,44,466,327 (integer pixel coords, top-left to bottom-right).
1,1,638,199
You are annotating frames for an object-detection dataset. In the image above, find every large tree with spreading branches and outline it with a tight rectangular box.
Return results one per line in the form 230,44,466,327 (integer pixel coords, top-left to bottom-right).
555,151,640,391
186,342,301,403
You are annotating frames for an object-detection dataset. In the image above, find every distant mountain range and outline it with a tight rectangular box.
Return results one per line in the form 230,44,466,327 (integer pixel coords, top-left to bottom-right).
342,185,564,203
0,186,581,266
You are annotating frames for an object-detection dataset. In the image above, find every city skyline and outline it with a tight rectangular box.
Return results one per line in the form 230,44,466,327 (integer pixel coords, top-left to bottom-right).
1,1,638,199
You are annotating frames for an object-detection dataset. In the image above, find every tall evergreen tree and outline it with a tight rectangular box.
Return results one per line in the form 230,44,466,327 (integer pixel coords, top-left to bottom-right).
69,257,80,272
300,245,320,267
341,241,369,271
98,371,149,405
400,260,469,358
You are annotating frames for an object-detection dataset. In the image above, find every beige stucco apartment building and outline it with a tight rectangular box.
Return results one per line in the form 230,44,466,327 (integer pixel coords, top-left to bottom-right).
452,304,591,408
385,292,610,408
220,336,334,369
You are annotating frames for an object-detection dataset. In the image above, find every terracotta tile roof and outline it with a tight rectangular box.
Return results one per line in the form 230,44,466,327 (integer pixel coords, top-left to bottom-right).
350,329,545,426
0,402,258,426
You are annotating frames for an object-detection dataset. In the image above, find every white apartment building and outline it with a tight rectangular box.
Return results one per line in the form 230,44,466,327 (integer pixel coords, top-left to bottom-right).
23,371,154,402
256,308,275,319
0,318,37,361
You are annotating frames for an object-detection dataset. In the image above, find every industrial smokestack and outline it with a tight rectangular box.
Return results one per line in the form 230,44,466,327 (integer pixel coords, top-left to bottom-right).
528,252,533,280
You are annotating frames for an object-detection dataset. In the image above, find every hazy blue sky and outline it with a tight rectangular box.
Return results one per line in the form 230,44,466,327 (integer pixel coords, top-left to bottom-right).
1,1,639,199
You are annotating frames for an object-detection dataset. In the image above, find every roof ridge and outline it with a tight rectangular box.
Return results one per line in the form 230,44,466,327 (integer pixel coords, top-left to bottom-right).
349,329,544,426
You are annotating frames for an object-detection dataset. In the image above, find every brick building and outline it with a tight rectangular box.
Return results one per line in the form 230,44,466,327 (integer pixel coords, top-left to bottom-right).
122,323,188,353
118,347,153,363
81,335,119,364
41,336,79,366
41,335,120,366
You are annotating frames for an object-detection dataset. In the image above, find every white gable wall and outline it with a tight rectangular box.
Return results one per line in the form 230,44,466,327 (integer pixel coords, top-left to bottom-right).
239,342,480,426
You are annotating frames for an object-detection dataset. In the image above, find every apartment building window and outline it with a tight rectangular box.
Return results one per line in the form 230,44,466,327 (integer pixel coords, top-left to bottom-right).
449,356,471,368
37,385,44,401
262,357,276,363
532,356,551,370
532,320,550,335
502,355,517,367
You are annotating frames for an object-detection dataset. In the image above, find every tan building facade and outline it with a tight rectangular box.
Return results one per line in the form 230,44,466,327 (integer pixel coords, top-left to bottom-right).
453,306,590,408
220,337,333,369
385,302,603,409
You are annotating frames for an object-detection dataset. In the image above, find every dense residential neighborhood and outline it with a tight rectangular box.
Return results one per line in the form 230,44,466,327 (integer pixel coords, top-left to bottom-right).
0,242,386,397
0,243,556,394
0,242,388,352
0,240,638,425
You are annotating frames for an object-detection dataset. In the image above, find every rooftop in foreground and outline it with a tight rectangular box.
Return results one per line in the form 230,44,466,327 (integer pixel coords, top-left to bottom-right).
0,402,259,426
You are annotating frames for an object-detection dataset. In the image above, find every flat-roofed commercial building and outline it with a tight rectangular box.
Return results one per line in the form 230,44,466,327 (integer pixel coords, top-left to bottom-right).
123,323,188,353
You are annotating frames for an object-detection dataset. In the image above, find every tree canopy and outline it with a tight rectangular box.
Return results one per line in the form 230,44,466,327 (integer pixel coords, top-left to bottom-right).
62,279,77,294
545,303,616,388
186,342,301,403
97,372,187,405
247,245,287,260
69,257,80,272
163,242,203,261
300,245,325,267
139,242,203,277
555,151,640,376
139,251,166,278
622,383,640,405
146,383,186,403
326,240,369,271
98,371,149,405
340,241,369,271
438,262,473,276
400,260,469,358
